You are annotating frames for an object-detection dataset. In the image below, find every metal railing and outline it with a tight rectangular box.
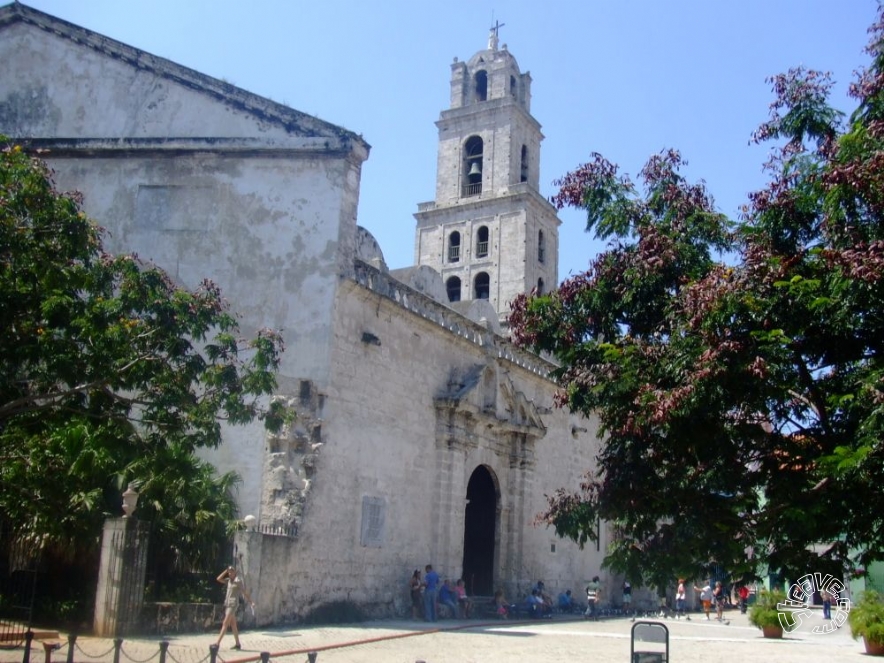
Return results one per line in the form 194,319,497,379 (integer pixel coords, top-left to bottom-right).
29,633,319,663
249,523,298,539
462,182,482,197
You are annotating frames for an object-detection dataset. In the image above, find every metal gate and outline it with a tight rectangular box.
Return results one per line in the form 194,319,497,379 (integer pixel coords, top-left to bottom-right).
0,531,42,649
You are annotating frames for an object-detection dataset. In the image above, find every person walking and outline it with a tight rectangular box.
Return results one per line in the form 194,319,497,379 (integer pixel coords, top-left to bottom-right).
694,580,713,620
822,587,833,620
676,578,690,620
738,584,750,614
712,580,728,623
215,566,254,650
584,576,601,621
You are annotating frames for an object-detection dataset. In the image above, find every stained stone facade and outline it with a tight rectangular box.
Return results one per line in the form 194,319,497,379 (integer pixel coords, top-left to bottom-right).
0,4,611,623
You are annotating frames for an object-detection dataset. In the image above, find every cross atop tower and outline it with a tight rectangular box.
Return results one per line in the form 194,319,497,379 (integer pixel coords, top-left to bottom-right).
487,19,505,50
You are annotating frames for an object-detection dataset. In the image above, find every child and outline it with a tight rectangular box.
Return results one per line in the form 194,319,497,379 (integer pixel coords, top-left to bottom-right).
493,589,509,618
455,579,473,618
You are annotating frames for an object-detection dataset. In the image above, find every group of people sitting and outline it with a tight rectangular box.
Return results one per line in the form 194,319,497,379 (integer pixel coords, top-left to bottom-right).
443,580,584,621
436,578,474,619
410,572,593,622
522,580,586,618
526,586,553,618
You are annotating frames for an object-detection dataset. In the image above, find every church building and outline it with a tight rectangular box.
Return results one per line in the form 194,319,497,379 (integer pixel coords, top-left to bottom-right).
0,4,609,622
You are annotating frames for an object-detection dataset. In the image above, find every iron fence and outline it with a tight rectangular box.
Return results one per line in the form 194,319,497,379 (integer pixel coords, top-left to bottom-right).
0,530,42,649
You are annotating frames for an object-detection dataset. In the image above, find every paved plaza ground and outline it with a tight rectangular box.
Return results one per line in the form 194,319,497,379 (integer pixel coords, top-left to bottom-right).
0,609,868,663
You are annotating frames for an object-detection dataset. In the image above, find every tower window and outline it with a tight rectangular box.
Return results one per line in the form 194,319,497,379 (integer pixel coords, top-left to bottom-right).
475,70,488,102
446,276,462,303
537,278,545,295
538,230,546,264
463,136,483,197
521,145,529,183
510,75,517,98
476,226,489,258
448,231,461,263
474,272,490,300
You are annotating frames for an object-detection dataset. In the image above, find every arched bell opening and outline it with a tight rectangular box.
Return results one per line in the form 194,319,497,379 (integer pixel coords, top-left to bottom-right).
463,136,483,197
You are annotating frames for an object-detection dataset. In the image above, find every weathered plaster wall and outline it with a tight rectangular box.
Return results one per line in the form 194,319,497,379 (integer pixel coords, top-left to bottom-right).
38,151,361,519
0,17,367,519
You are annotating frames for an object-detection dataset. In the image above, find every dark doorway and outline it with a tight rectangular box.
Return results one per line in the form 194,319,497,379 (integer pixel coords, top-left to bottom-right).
462,466,497,596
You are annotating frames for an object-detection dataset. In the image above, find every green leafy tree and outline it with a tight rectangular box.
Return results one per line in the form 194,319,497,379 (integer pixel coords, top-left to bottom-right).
0,141,286,568
510,11,884,585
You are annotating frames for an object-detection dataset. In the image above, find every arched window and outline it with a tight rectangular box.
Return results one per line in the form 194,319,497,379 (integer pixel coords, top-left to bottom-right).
474,272,490,300
510,75,517,98
520,145,529,183
463,136,483,197
538,230,546,264
446,276,462,303
475,70,488,102
476,226,489,258
448,231,461,263
537,278,545,295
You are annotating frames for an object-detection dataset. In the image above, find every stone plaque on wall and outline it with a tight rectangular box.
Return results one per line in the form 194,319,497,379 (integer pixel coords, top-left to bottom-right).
360,496,386,547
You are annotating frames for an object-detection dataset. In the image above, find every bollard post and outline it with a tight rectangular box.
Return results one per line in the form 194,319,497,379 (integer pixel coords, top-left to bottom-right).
260,652,270,663
209,643,219,663
22,630,33,663
112,638,123,663
159,641,170,663
307,652,318,663
42,641,55,663
66,634,77,663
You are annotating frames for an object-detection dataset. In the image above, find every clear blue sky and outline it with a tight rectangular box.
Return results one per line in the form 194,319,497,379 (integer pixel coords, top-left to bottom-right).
22,0,879,282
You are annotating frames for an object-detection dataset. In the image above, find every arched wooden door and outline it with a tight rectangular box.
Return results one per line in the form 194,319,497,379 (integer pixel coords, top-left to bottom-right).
461,465,497,596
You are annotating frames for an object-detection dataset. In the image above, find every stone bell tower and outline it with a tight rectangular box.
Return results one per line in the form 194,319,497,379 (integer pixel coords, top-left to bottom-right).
414,24,560,326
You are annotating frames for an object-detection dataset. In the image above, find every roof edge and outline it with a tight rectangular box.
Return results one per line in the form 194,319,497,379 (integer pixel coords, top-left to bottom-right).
0,2,370,157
